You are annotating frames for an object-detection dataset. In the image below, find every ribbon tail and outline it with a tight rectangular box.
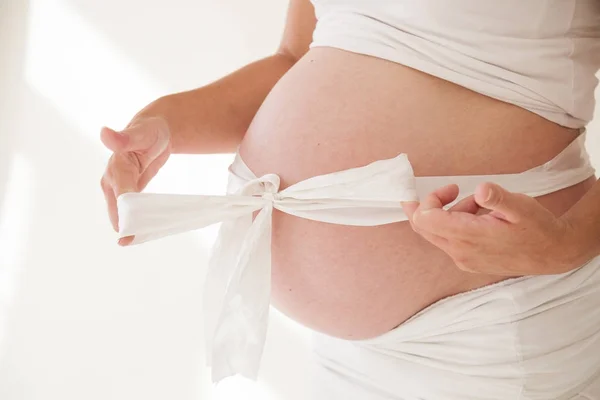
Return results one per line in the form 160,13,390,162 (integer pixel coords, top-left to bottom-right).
203,204,273,383
202,215,251,368
117,192,264,245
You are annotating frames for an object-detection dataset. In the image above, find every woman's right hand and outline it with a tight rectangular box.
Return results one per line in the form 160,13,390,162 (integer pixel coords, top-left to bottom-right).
100,116,172,246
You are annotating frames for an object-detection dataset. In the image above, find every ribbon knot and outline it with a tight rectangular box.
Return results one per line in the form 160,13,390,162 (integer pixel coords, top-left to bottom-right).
116,152,421,384
261,191,280,202
241,173,281,201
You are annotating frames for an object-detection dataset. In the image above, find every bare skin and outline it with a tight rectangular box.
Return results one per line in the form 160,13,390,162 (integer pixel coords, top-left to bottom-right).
101,0,597,340
239,47,596,339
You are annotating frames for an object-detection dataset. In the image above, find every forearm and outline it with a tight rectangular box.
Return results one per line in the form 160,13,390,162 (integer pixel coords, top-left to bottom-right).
134,53,298,154
564,177,600,263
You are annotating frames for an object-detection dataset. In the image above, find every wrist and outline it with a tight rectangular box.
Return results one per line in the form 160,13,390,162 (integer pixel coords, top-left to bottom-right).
560,211,600,270
136,90,222,154
127,96,174,149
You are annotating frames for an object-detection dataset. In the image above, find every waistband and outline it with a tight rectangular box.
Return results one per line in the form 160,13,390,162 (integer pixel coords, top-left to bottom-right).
312,256,600,399
117,132,595,384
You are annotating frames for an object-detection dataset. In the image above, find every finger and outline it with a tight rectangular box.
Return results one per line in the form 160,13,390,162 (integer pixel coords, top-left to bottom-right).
412,184,459,226
103,158,138,246
420,184,460,212
400,201,419,221
474,182,528,223
101,119,168,153
114,151,167,247
412,188,482,239
100,127,131,152
104,169,136,246
118,236,135,247
416,209,480,237
101,175,119,231
110,152,141,197
449,194,481,214
402,184,459,227
137,150,169,191
111,154,140,245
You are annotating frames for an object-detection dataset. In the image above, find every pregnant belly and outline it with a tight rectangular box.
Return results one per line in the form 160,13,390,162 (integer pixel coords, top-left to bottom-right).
238,47,591,340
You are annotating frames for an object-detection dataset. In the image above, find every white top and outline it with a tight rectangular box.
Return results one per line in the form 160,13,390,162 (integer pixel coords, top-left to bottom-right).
310,0,600,128
117,134,594,384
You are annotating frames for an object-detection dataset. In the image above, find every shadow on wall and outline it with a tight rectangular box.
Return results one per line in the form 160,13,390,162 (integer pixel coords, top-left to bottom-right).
61,0,287,95
0,0,29,366
0,0,28,243
0,1,311,400
1,1,212,399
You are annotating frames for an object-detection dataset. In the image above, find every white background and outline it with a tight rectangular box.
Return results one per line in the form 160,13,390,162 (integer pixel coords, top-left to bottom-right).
0,1,313,399
0,0,599,399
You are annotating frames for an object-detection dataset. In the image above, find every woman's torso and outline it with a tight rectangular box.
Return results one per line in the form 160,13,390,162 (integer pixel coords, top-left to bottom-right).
238,2,600,340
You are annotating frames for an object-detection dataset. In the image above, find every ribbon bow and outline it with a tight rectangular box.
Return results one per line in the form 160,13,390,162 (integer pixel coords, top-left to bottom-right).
117,153,418,382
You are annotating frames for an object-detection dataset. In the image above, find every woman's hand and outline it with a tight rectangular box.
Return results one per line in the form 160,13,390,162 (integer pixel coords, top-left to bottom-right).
401,183,586,276
100,116,172,246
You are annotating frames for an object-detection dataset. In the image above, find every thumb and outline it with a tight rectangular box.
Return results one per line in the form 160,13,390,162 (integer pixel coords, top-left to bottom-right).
474,182,525,223
100,126,129,152
100,120,165,153
400,201,419,221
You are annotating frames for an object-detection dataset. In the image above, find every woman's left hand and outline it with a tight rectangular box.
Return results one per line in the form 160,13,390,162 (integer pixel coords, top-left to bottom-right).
401,183,583,276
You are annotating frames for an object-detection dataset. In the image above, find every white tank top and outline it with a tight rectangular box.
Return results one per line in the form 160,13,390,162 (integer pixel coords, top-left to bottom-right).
309,0,600,128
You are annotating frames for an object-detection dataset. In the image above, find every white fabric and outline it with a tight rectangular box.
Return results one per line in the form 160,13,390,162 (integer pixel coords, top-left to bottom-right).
312,256,600,400
309,0,600,129
117,133,595,384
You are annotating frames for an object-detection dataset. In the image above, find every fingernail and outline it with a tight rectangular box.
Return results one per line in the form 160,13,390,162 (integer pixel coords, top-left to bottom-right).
485,187,494,204
418,208,434,216
118,236,134,246
412,208,432,224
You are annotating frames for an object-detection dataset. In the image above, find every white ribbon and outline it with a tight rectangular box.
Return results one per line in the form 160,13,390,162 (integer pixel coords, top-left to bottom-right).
116,131,595,383
117,153,418,382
